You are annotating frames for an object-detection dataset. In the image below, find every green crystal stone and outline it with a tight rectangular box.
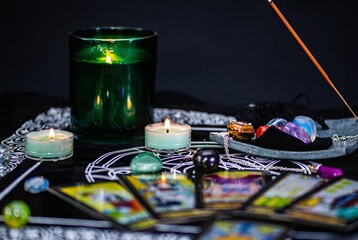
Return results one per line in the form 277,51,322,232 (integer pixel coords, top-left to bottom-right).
3,200,31,228
130,152,162,174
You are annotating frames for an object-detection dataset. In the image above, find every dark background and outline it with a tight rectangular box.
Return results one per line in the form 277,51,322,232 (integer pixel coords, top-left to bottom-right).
1,0,357,110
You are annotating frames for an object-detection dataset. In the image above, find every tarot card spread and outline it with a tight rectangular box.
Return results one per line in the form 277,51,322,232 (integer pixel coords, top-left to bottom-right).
121,173,212,219
199,220,288,240
246,173,326,213
202,171,267,210
49,181,156,230
288,178,358,226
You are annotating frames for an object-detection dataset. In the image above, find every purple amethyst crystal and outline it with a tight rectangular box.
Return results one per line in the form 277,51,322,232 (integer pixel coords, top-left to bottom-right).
281,122,312,144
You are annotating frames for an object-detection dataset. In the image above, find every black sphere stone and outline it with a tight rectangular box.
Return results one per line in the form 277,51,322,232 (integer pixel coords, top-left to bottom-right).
193,148,220,172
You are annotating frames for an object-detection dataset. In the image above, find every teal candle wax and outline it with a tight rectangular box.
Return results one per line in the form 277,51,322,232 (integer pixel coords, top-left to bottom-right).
145,121,191,152
70,27,157,143
25,129,74,161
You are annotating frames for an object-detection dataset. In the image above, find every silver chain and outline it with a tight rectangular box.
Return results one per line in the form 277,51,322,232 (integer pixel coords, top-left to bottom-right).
222,133,316,174
332,134,358,142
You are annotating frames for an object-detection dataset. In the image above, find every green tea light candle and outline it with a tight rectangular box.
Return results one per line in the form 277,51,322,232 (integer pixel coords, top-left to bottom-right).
25,129,74,161
145,119,191,152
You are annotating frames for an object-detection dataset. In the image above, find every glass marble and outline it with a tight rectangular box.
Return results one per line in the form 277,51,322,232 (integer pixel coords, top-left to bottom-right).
130,152,162,174
281,122,312,144
293,115,317,142
24,176,50,194
266,118,287,128
2,200,31,228
193,149,220,173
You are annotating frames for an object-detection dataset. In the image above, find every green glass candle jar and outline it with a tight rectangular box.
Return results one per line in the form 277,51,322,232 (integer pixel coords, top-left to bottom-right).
69,27,157,143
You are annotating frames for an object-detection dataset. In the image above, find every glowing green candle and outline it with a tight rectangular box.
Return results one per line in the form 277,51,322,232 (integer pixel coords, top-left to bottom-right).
70,27,157,143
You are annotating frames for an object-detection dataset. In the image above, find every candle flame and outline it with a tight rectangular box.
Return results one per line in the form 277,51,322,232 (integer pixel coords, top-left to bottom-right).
164,118,171,129
97,47,122,64
49,128,55,140
160,172,166,185
105,55,112,64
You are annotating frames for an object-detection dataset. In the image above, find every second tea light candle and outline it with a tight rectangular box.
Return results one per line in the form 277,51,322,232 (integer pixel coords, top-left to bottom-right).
145,119,191,152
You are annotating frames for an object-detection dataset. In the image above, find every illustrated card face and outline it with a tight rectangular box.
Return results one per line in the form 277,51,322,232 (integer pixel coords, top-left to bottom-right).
123,173,196,215
53,181,155,230
199,220,288,240
288,178,358,225
202,171,267,209
248,173,325,213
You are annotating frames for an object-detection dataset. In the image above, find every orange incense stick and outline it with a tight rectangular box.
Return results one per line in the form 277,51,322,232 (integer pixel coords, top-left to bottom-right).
268,0,358,121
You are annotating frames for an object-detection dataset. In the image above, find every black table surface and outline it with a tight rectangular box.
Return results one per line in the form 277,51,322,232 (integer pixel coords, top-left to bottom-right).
0,91,357,239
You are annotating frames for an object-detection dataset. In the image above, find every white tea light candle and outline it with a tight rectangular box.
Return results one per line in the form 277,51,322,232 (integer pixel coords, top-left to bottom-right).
25,129,74,161
145,119,191,152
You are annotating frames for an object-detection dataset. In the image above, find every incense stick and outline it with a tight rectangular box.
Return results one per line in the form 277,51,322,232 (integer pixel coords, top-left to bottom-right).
268,0,358,121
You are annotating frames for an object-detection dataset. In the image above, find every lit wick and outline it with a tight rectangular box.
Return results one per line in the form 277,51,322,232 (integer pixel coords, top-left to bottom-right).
164,118,171,133
268,0,358,121
49,128,55,141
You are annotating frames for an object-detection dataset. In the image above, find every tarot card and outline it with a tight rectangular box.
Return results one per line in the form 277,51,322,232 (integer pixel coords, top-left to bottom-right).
199,219,288,240
201,170,269,210
120,173,210,219
243,173,327,214
48,181,156,230
287,178,358,229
